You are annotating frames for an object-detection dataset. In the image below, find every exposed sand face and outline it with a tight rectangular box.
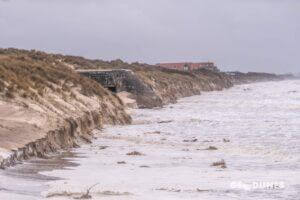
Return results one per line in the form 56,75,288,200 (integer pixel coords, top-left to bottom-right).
117,91,138,109
0,100,50,151
0,83,128,166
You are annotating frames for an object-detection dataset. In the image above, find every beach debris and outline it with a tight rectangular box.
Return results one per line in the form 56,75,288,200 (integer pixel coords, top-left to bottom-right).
74,183,99,199
156,188,168,191
211,159,227,168
98,146,109,150
196,188,212,192
46,191,76,198
157,120,173,124
98,191,132,196
223,138,230,143
183,138,198,142
139,165,150,168
205,146,218,150
156,188,181,192
144,131,161,135
202,140,214,143
126,151,143,156
156,187,211,193
117,161,126,164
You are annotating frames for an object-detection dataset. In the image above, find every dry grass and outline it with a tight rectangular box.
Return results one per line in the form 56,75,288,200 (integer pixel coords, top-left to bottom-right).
0,48,173,104
0,47,232,110
0,48,109,100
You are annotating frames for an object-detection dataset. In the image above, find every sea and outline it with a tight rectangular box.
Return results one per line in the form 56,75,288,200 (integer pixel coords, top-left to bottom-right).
0,80,299,200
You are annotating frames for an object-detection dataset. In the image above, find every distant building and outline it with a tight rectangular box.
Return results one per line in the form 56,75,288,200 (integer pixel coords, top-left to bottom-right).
156,62,218,72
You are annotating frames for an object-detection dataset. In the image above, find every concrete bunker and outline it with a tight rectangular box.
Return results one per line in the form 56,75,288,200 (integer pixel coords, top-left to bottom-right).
76,69,162,108
76,69,132,93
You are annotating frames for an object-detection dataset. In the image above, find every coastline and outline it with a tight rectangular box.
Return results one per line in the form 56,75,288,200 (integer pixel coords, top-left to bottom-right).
0,48,292,169
0,78,231,169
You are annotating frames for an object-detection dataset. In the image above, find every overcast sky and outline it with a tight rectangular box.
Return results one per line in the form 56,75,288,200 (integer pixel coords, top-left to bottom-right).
0,0,299,73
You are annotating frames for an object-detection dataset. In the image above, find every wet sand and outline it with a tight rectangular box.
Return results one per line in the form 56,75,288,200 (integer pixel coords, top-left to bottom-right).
0,151,80,199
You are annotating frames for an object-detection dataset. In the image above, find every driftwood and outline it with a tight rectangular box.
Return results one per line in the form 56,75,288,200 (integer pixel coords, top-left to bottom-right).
74,183,99,199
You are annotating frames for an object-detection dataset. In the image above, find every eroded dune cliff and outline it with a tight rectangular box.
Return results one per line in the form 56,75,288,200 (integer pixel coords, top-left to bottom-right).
0,48,287,168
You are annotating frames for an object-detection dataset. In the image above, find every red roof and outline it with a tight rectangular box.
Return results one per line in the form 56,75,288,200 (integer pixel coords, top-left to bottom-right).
156,62,215,71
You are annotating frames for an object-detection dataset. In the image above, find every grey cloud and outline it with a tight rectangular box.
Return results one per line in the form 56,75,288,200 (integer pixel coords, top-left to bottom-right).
0,0,299,73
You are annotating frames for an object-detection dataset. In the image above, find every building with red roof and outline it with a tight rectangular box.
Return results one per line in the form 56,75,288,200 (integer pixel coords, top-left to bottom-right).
156,62,218,72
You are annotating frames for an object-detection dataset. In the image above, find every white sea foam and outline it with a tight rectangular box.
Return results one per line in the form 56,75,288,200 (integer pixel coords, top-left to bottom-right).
0,148,11,160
